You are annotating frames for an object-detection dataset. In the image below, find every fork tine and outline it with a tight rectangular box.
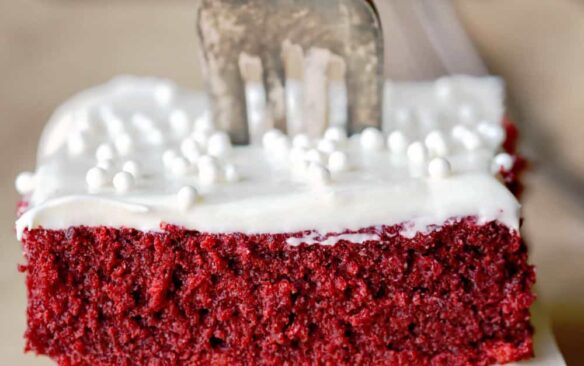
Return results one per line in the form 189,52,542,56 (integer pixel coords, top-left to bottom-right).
196,0,383,143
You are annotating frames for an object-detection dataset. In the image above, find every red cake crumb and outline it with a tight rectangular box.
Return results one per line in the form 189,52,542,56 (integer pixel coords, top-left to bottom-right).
20,218,535,366
501,116,529,198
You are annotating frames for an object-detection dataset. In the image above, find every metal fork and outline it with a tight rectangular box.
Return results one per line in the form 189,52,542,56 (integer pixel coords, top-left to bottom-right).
195,0,383,144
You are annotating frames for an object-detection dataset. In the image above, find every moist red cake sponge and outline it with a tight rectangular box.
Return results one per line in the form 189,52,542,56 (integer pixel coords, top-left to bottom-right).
20,218,534,366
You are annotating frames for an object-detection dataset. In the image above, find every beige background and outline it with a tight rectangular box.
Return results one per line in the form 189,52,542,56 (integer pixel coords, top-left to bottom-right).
1,0,583,364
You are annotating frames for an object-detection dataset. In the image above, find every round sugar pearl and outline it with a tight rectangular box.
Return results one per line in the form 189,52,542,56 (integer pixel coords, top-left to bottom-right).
293,134,311,149
97,159,115,173
492,153,514,174
162,149,179,168
407,142,428,164
387,131,409,155
434,78,452,100
68,132,88,156
224,164,240,183
304,149,326,165
86,167,109,189
461,131,482,151
96,143,116,162
145,128,165,146
169,109,190,136
181,138,202,163
478,122,506,147
193,111,214,133
360,127,385,151
170,156,191,177
428,158,452,179
328,151,349,173
114,133,134,156
307,163,331,186
132,113,155,131
458,104,476,123
262,129,284,150
177,186,199,211
424,131,449,157
113,171,135,193
198,155,222,185
324,126,348,143
317,139,336,155
15,172,36,195
207,131,233,158
122,160,141,178
154,84,175,106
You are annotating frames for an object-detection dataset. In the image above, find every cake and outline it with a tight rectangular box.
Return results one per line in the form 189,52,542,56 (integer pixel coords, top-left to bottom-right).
15,75,535,365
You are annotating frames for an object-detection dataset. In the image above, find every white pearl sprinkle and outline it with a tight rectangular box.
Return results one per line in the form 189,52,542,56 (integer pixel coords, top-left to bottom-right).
307,163,331,186
207,132,233,158
177,186,199,211
155,84,175,106
99,106,125,135
122,160,141,178
198,155,222,185
424,131,449,157
132,113,155,131
97,159,115,173
169,109,191,136
328,151,349,173
393,108,413,125
407,142,428,164
417,110,437,131
192,129,212,151
272,135,292,155
451,125,471,140
15,172,36,195
289,147,308,167
360,127,385,151
434,79,452,100
452,125,482,151
170,156,191,177
74,110,93,133
224,164,240,183
477,122,506,147
292,134,311,149
323,126,348,143
95,143,116,162
145,128,165,146
162,149,179,168
193,111,214,133
262,129,284,150
492,153,514,174
304,149,326,165
387,131,409,155
317,139,337,155
180,138,202,163
68,132,88,156
86,167,109,189
458,104,477,123
113,171,135,193
461,131,482,151
114,133,134,156
428,158,452,179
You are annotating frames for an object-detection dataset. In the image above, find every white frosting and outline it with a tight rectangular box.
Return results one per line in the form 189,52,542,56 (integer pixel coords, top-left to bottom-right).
286,233,381,246
15,76,520,241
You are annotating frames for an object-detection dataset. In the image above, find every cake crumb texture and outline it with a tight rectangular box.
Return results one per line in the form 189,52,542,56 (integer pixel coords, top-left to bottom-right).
21,218,534,366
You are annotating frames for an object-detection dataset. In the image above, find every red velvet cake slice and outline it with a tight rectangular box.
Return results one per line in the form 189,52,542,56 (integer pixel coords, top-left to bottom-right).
15,76,535,365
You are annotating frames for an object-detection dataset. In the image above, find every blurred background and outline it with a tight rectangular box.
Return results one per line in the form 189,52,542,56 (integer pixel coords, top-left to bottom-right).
1,0,583,364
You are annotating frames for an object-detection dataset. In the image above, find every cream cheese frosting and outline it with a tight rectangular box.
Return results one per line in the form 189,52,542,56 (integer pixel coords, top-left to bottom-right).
15,75,520,239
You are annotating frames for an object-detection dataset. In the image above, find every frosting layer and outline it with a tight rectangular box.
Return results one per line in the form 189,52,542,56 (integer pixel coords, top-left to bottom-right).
16,76,520,238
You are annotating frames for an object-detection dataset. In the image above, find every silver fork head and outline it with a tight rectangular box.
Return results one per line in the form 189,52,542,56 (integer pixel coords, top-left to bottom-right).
196,0,383,144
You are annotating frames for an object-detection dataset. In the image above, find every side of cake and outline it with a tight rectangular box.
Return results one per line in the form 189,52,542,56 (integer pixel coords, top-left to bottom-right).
15,76,535,365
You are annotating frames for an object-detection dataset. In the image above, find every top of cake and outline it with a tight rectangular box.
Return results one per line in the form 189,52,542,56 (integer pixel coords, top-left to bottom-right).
15,75,519,239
